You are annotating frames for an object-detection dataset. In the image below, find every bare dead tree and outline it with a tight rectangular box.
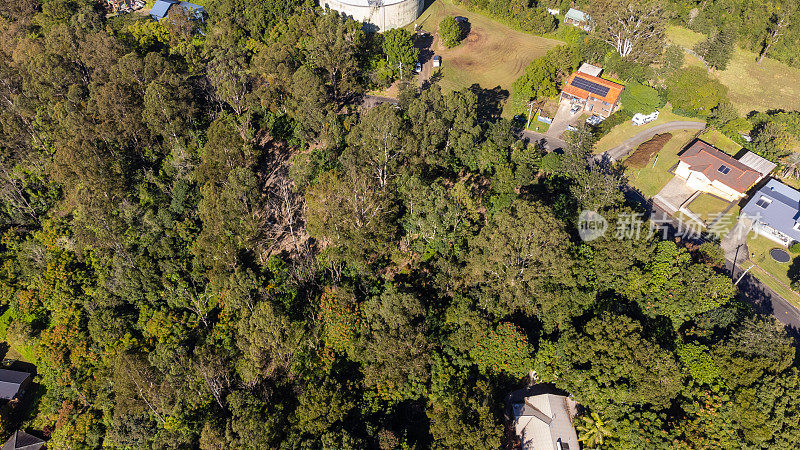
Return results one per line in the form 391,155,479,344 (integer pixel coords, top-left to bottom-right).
590,0,667,62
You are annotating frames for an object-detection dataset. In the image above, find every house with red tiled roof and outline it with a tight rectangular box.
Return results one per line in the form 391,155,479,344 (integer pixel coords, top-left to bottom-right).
560,68,624,118
675,140,769,202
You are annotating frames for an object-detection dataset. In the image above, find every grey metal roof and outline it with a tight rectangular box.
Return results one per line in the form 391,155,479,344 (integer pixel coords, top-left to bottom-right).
150,0,176,20
514,394,580,450
741,179,800,242
738,151,777,177
150,0,204,20
565,8,588,22
1,430,45,450
0,369,30,400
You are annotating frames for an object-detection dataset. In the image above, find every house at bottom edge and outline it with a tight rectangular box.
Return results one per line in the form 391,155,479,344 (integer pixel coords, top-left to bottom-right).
513,393,580,450
741,179,800,246
1,430,45,450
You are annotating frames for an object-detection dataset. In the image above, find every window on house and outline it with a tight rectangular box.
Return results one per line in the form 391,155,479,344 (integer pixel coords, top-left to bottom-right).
755,196,772,208
718,164,731,174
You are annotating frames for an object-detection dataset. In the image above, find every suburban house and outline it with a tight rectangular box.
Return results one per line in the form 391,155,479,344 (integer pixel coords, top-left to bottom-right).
675,140,774,202
560,68,624,119
150,0,205,21
513,393,580,450
0,369,31,401
564,8,591,31
1,430,44,450
741,179,800,246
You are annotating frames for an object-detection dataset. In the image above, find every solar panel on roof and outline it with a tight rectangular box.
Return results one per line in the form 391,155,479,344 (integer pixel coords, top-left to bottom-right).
570,76,611,97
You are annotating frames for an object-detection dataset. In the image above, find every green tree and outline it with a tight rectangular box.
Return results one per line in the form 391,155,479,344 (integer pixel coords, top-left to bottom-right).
511,58,558,108
469,322,535,377
619,82,662,113
557,313,684,411
382,28,419,79
694,27,736,71
576,412,614,448
713,316,794,387
666,66,728,117
439,16,462,48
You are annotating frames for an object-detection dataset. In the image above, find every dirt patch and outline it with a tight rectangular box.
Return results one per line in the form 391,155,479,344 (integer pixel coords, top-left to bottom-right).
626,133,673,168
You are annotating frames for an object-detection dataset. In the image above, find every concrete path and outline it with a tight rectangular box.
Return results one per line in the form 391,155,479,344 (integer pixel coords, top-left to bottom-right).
545,101,574,140
602,120,707,162
653,177,696,214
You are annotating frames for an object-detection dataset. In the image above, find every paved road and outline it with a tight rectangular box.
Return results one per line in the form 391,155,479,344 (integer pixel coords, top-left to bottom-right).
721,219,800,328
521,130,567,151
602,120,707,162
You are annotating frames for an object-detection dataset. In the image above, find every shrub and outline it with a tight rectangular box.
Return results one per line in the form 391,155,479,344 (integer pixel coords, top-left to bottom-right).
592,110,633,139
540,152,561,174
620,82,664,114
439,17,462,48
698,242,725,265
789,243,800,254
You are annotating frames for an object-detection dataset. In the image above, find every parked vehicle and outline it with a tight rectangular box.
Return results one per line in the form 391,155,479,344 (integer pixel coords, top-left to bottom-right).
415,62,422,73
433,56,441,68
586,115,604,126
570,104,581,115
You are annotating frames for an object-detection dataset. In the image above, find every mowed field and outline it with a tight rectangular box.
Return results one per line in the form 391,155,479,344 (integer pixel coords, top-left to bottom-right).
666,26,800,115
414,0,562,102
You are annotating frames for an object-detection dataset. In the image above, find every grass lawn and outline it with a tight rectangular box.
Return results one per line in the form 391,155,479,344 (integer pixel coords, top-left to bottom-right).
625,129,697,197
697,129,742,155
689,194,739,232
746,235,800,307
528,111,550,133
686,193,734,224
666,26,800,115
413,0,562,115
594,105,700,154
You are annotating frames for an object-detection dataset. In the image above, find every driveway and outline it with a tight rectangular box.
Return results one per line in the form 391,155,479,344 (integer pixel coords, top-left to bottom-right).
414,32,435,87
545,101,575,139
521,130,567,151
653,176,697,213
601,120,707,162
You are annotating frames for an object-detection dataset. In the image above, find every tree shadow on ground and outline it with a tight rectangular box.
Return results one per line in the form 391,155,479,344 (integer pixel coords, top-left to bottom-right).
469,84,508,124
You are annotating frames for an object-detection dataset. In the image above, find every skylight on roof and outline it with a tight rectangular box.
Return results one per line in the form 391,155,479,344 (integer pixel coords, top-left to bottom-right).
718,164,731,174
755,196,772,208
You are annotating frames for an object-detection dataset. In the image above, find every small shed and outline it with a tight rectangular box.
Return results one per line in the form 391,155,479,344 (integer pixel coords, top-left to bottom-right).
577,62,603,77
0,369,31,401
737,151,777,177
564,8,592,30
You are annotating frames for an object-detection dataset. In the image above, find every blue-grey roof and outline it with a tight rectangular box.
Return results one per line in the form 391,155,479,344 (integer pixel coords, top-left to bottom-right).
741,179,800,242
150,0,176,20
565,8,588,22
0,369,30,400
150,0,204,20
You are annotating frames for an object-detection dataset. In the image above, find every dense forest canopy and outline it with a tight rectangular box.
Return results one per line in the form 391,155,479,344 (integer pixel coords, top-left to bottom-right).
0,0,799,449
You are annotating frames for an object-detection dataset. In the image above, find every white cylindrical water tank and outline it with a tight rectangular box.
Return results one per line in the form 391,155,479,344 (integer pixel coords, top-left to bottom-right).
322,0,425,31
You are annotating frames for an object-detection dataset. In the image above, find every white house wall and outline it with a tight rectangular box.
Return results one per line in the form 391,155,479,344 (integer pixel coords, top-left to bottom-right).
676,164,743,202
